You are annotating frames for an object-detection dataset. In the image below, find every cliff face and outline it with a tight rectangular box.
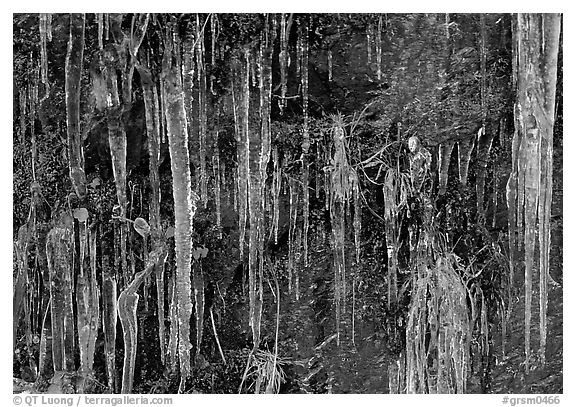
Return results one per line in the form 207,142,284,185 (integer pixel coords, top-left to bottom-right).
13,13,562,394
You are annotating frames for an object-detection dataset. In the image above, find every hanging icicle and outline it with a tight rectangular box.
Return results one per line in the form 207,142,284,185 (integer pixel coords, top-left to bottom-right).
46,13,52,41
196,14,208,207
214,129,222,239
376,15,383,81
271,146,282,244
39,14,49,86
104,13,109,41
97,13,104,50
279,13,289,114
231,54,248,259
476,126,495,218
438,141,455,195
19,87,26,144
288,176,299,295
301,18,310,267
210,14,218,94
366,23,373,63
75,215,100,383
46,220,76,374
457,137,475,185
327,50,333,82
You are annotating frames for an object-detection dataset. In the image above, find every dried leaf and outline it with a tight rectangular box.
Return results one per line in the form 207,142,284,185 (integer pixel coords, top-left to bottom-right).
133,217,150,238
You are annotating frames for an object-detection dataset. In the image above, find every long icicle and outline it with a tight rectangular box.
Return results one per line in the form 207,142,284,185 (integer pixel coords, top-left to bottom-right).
196,14,208,207
39,14,49,87
537,14,561,365
182,27,197,190
376,15,383,81
214,129,222,239
279,13,288,114
458,137,475,185
46,219,76,376
438,141,455,195
162,33,198,391
301,18,310,267
118,249,167,394
288,177,299,295
271,146,281,244
137,61,166,364
97,13,104,50
231,58,248,259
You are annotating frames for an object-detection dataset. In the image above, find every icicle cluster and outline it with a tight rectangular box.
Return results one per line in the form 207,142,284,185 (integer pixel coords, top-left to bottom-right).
506,14,561,371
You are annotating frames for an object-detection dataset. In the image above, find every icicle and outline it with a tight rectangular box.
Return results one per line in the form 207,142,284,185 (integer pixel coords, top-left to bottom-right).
39,14,48,86
366,23,373,63
457,137,475,185
279,13,288,114
214,130,222,239
438,141,455,195
137,61,167,364
296,31,302,78
476,126,495,218
327,50,333,82
76,218,99,383
19,87,26,144
211,14,217,66
182,30,196,189
231,57,248,259
196,15,208,207
271,146,281,244
383,169,399,308
118,249,167,394
491,161,499,228
46,13,52,41
159,74,168,144
192,259,205,360
210,14,217,94
29,65,39,180
104,13,109,41
353,177,362,264
163,55,198,389
101,250,117,391
250,52,257,88
376,15,383,81
97,13,104,50
167,258,178,370
46,221,76,373
301,19,310,267
288,177,299,294
294,226,302,300
315,142,322,199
